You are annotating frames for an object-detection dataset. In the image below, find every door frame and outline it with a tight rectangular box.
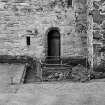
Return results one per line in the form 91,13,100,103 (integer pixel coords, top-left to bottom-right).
46,27,61,58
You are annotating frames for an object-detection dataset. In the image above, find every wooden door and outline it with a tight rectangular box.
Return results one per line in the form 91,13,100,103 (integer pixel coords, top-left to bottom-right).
48,30,60,57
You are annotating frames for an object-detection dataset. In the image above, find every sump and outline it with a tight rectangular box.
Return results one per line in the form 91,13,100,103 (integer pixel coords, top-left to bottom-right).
22,62,90,83
23,65,39,83
24,66,34,83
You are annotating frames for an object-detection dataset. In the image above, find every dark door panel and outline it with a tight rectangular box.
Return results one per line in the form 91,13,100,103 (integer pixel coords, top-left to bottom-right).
47,29,60,63
48,38,60,56
48,30,60,57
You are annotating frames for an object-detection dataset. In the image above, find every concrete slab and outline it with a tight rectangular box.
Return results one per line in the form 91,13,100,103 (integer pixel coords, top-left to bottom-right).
0,63,25,85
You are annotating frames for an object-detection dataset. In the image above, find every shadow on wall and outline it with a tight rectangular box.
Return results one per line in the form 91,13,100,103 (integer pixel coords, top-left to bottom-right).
0,55,37,64
62,56,89,68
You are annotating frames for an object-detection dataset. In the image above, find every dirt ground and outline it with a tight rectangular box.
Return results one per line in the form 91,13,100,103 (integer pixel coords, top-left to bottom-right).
0,63,105,105
0,81,105,105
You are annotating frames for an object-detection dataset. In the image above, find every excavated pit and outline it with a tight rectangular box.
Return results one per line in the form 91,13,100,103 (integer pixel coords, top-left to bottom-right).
24,66,37,83
22,57,105,83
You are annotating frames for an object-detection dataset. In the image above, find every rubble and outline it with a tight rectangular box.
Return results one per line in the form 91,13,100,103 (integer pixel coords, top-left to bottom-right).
45,72,64,81
71,64,89,82
90,71,105,79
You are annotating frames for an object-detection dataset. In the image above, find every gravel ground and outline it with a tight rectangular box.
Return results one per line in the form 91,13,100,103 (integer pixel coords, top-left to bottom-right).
0,82,105,105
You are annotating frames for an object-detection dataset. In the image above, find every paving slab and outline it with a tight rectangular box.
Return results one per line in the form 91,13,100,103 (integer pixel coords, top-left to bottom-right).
0,63,25,85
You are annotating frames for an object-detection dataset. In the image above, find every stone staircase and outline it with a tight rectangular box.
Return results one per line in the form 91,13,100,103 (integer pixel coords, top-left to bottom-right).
42,63,71,71
45,56,61,64
23,63,72,83
23,57,72,83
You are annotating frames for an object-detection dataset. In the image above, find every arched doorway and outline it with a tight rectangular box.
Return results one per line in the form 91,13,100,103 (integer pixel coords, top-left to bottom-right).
47,28,60,63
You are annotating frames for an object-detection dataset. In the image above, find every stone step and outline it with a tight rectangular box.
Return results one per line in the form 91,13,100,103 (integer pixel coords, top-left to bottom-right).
42,63,71,67
42,63,72,72
43,67,71,72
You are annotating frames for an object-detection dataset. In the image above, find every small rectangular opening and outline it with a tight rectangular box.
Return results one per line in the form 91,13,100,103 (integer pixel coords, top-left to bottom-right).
67,0,72,7
26,36,30,46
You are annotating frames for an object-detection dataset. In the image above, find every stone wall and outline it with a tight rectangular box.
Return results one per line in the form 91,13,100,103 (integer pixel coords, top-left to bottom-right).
0,0,88,59
91,0,105,66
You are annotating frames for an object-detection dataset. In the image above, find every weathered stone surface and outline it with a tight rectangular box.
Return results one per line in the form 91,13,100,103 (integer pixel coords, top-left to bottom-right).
0,0,104,71
91,0,105,68
0,0,89,59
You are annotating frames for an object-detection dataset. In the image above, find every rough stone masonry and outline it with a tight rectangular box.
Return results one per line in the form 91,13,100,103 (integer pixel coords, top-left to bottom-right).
0,0,103,69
